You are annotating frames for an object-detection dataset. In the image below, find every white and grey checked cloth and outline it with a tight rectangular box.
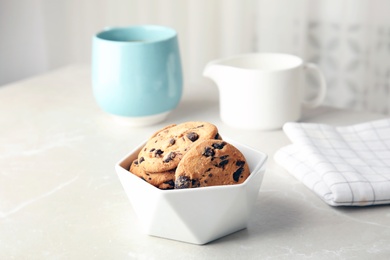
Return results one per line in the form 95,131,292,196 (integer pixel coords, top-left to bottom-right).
274,119,390,206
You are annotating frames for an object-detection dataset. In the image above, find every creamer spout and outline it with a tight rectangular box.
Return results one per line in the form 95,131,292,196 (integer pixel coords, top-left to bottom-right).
202,61,219,80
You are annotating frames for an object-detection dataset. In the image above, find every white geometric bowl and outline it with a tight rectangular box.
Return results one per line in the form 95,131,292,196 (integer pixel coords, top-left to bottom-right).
115,138,268,245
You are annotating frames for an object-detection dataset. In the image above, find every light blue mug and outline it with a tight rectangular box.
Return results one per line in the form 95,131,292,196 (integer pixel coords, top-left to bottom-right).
92,25,183,126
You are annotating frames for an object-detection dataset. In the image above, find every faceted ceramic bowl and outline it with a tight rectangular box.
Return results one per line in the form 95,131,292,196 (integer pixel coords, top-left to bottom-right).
115,138,267,245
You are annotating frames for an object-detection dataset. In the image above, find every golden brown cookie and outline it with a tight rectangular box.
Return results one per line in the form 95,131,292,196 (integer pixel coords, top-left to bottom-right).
137,121,221,173
130,159,175,189
175,140,250,189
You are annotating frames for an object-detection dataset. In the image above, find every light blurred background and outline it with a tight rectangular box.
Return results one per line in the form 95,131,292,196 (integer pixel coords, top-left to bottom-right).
1,0,389,114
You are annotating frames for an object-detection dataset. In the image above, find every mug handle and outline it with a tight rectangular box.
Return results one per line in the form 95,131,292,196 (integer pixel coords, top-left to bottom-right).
303,63,327,108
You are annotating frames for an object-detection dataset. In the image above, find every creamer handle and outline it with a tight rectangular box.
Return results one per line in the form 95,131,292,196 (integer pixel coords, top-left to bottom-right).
303,63,327,108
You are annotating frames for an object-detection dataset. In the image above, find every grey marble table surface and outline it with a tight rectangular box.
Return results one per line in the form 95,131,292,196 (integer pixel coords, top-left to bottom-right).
1,65,389,259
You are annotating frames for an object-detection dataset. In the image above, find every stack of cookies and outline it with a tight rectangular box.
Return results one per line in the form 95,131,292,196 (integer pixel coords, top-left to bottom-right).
129,121,250,189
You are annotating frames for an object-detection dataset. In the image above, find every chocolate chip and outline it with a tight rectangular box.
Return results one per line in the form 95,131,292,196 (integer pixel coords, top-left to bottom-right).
233,167,244,182
212,142,226,150
139,157,145,163
218,159,229,169
175,176,191,189
214,133,220,139
169,138,176,145
191,179,200,188
154,149,163,157
150,148,155,152
202,147,215,157
186,132,199,142
163,152,176,163
236,160,245,167
220,155,229,160
133,159,139,165
163,180,175,189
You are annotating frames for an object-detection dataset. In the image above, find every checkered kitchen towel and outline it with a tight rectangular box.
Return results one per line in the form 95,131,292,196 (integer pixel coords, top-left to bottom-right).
274,119,390,206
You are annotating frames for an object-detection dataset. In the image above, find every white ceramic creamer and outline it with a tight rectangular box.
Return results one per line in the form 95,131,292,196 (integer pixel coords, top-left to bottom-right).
203,53,327,130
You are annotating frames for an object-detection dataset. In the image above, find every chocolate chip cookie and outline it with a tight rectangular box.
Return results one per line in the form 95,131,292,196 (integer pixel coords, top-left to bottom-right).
175,140,250,189
137,121,221,173
130,159,175,189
